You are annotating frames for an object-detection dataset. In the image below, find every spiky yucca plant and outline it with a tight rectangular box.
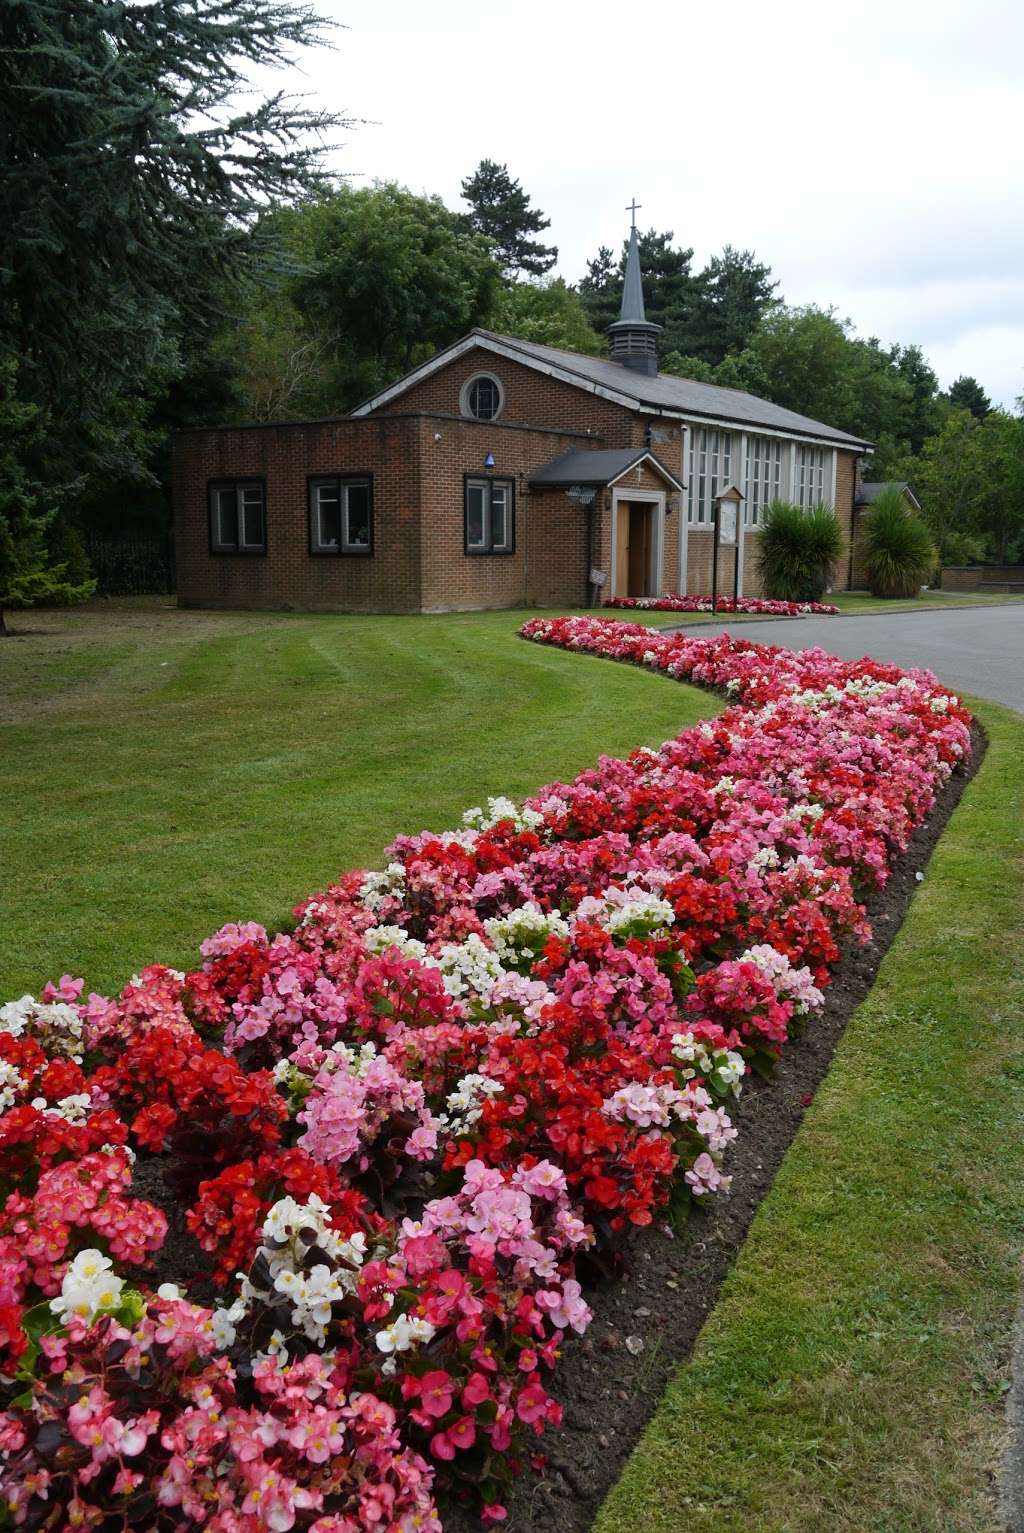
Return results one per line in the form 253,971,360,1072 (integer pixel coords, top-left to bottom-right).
861,488,937,598
756,500,845,603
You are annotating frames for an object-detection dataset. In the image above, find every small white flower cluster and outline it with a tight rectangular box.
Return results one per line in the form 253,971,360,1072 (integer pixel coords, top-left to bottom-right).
483,902,569,966
438,1072,503,1135
433,933,507,999
375,1311,436,1359
709,776,737,797
0,994,85,1061
749,845,781,871
363,924,429,962
462,796,544,834
574,886,675,940
50,1250,124,1326
739,944,824,1016
358,862,407,913
602,1080,691,1129
0,1059,27,1113
30,1092,92,1123
671,1032,746,1097
787,801,825,824
238,1195,367,1346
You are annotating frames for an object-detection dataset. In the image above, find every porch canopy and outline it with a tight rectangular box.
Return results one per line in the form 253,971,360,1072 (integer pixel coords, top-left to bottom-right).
528,447,683,492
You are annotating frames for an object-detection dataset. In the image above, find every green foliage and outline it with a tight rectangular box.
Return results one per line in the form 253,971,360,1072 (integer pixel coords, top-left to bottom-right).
490,279,602,354
0,0,340,502
903,408,1024,565
756,500,845,602
659,351,717,383
0,362,95,633
860,488,938,597
239,184,502,413
460,160,557,280
947,375,991,419
681,245,778,365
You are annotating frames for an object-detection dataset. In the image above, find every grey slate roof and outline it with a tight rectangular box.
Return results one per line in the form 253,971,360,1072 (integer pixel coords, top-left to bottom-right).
529,447,682,491
855,480,921,507
467,330,873,448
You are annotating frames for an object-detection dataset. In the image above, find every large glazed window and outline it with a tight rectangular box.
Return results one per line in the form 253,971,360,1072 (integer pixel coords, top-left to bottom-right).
465,476,514,554
308,477,373,555
209,481,266,554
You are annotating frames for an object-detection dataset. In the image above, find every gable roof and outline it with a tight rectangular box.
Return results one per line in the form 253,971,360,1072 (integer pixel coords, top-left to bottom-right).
351,328,873,451
528,447,683,493
856,480,921,509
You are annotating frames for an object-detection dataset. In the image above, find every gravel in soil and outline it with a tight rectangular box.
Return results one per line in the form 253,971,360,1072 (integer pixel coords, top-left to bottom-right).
442,720,985,1533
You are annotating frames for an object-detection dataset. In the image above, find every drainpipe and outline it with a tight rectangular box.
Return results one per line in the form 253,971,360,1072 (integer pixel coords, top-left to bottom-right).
585,501,595,607
521,475,529,606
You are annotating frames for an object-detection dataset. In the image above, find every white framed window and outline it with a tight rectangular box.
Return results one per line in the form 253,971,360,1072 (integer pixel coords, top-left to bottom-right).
460,372,504,422
308,476,373,555
687,428,732,524
465,476,514,553
796,446,828,509
209,480,266,554
744,437,783,525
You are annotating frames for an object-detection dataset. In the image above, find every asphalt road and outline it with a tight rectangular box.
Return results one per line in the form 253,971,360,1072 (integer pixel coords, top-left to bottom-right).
667,604,1024,713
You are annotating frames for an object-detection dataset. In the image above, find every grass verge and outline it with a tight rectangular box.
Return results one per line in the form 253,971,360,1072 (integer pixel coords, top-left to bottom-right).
0,603,716,996
595,695,1024,1533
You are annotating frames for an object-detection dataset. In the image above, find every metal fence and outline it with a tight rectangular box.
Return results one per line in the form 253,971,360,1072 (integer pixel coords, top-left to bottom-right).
84,533,176,597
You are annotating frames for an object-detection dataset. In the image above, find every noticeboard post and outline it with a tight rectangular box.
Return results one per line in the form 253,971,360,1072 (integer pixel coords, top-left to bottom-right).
711,486,745,614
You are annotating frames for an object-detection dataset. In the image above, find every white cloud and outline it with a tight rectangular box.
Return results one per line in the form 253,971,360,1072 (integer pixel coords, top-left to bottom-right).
255,0,1024,406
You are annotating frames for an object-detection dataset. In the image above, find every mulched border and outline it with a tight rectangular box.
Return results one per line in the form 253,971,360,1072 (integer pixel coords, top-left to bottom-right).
443,688,985,1532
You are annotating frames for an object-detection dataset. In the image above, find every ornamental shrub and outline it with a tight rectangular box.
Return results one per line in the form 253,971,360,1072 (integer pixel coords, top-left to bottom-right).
756,500,845,602
861,487,938,597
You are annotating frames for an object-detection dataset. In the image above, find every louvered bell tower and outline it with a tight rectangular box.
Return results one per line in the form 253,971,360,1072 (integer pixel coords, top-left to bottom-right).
606,204,661,376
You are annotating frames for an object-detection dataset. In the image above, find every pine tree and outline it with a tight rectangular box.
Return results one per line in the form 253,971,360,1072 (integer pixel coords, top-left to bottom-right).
947,375,992,420
460,160,557,280
0,0,343,487
0,362,95,635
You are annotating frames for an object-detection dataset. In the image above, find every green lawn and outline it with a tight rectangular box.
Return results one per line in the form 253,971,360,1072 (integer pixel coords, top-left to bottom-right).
0,601,717,998
596,696,1024,1533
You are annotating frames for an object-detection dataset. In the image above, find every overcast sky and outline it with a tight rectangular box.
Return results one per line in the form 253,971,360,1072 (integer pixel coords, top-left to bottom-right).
268,0,1024,408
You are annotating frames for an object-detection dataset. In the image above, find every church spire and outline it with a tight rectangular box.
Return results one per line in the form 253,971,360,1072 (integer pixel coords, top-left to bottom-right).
607,200,661,376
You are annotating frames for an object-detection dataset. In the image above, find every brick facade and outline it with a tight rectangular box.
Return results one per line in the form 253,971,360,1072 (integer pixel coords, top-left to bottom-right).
173,341,865,613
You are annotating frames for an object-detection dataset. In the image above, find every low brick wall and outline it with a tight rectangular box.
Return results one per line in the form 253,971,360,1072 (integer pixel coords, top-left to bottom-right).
941,565,1024,592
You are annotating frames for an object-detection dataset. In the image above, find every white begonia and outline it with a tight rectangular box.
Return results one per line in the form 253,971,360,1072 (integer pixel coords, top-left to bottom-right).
363,924,429,962
750,845,781,871
787,801,825,823
671,1031,746,1098
50,1250,124,1326
358,862,407,913
462,796,544,834
30,1092,92,1123
238,1195,367,1347
709,776,737,797
0,1059,27,1113
438,1072,503,1135
375,1313,437,1355
603,891,676,937
433,933,507,999
483,903,569,966
0,995,85,1061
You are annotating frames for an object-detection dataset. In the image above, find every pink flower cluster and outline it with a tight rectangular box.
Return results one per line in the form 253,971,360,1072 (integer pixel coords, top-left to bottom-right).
604,593,840,615
0,617,971,1528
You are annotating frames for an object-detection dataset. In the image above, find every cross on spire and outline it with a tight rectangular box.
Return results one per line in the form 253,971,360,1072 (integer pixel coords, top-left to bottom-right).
626,197,641,229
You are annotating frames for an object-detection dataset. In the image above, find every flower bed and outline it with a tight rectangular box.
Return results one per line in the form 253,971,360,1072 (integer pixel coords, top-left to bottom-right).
604,594,839,615
0,620,971,1530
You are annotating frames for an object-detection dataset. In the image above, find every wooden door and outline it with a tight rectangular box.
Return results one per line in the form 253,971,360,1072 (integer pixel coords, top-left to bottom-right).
614,504,631,597
628,505,651,596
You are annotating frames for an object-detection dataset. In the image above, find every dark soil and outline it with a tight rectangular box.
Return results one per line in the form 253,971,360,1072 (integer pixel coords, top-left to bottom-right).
443,719,986,1533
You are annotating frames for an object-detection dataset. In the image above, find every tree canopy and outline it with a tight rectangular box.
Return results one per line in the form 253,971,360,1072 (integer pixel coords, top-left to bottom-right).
460,160,557,280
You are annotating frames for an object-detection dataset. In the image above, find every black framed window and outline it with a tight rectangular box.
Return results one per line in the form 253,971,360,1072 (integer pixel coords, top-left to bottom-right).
465,476,514,554
209,480,266,554
308,476,373,555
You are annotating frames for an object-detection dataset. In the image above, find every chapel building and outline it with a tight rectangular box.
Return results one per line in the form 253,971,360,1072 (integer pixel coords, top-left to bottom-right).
173,222,872,612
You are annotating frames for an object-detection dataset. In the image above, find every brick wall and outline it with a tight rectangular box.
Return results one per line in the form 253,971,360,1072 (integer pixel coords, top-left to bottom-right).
173,412,631,614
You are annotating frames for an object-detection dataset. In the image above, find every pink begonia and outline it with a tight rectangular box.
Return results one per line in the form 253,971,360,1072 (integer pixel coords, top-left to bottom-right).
199,921,269,960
